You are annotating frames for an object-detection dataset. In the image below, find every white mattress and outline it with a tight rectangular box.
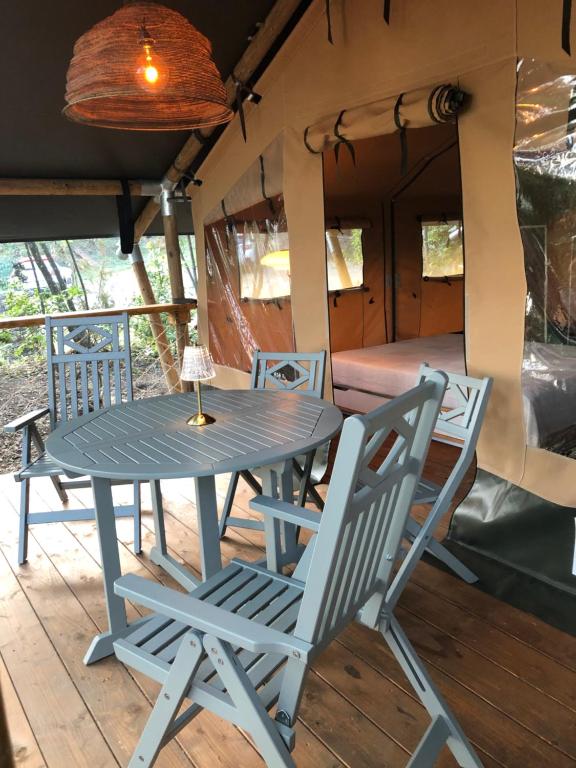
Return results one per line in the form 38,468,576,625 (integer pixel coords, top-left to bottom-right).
332,334,465,412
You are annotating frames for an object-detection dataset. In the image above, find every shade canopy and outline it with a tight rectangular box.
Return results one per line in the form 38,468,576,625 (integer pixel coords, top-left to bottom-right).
64,1,234,131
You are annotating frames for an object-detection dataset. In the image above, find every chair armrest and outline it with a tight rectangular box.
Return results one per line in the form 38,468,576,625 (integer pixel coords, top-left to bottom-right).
249,495,321,532
114,574,312,662
4,407,50,433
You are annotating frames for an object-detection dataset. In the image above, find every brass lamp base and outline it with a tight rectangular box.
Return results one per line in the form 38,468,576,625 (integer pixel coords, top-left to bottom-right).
186,412,216,426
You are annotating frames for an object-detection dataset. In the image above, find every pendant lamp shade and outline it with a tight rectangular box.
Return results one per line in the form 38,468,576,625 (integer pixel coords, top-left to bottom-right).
64,1,233,131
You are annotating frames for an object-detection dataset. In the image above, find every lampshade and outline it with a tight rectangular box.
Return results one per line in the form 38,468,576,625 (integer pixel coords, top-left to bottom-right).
181,345,216,382
64,1,233,131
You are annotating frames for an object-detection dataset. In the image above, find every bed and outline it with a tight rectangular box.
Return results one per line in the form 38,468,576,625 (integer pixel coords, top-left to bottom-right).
331,333,465,413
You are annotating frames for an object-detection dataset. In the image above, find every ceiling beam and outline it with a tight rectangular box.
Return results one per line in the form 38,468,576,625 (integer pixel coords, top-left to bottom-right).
134,0,309,241
0,179,160,196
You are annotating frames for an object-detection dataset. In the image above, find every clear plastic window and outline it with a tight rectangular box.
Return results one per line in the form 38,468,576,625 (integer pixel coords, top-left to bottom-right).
203,136,295,371
421,220,464,279
515,59,576,455
326,228,364,291
238,216,290,300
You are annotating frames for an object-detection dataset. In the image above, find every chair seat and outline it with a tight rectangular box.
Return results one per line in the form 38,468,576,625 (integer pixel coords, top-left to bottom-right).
115,561,304,711
17,452,64,479
414,477,441,504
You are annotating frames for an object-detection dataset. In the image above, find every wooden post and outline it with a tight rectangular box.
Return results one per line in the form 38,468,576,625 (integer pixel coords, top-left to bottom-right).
161,189,191,391
130,245,180,393
0,178,158,196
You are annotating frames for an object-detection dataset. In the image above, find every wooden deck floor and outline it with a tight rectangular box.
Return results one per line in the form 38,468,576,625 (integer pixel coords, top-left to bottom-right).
2,446,576,768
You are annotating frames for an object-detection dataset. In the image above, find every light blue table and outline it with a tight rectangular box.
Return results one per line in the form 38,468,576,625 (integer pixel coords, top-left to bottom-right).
46,388,342,664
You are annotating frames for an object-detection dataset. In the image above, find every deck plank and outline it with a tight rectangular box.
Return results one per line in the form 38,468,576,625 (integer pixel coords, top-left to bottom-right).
0,498,196,768
395,605,576,761
412,560,576,672
403,579,576,712
3,442,576,768
0,548,119,768
340,621,576,767
0,657,45,768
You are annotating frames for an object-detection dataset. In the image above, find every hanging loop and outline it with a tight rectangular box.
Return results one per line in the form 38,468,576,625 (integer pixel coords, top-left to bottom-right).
259,155,276,217
232,75,262,142
563,0,573,55
333,110,356,165
304,125,323,155
394,93,408,175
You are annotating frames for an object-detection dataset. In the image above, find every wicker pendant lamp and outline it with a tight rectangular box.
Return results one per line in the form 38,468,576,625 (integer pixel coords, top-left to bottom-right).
64,1,233,130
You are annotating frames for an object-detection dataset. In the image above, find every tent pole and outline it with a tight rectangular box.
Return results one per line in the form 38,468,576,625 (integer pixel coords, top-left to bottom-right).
131,245,180,393
161,189,191,391
0,179,158,196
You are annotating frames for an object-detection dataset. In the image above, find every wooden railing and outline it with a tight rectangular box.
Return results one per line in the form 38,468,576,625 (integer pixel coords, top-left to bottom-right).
0,301,197,330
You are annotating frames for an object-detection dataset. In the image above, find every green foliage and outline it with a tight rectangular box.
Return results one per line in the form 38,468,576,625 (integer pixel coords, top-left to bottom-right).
422,222,464,278
0,285,83,362
0,235,198,369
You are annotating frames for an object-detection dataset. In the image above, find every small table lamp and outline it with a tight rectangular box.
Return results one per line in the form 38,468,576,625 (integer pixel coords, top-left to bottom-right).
181,345,216,426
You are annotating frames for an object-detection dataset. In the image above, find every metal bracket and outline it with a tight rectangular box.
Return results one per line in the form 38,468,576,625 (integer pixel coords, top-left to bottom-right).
275,709,292,728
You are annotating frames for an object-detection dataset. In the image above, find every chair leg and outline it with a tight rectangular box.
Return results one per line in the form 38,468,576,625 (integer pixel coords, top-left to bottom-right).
219,471,239,539
294,455,324,512
18,479,30,565
383,615,483,768
295,454,314,508
132,481,142,555
423,535,478,584
206,635,296,768
387,515,477,611
127,630,204,768
240,469,263,496
150,480,167,557
50,475,68,504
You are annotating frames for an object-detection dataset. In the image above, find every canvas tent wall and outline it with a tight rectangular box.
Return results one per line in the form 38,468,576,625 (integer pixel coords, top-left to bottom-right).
189,0,576,619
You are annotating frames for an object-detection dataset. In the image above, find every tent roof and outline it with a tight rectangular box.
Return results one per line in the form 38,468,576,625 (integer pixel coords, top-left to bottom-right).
2,0,278,242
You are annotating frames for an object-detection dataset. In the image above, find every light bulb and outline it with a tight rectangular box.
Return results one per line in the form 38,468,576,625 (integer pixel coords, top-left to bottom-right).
139,40,160,85
136,23,167,91
144,63,159,84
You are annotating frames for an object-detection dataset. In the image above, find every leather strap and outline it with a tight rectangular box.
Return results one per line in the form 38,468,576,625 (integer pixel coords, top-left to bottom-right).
394,93,408,175
384,0,391,23
115,179,134,255
333,110,356,164
259,155,276,217
326,0,334,44
563,0,572,55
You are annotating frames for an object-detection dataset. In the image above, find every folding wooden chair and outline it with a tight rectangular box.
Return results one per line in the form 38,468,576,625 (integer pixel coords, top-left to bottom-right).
218,349,328,539
387,364,492,609
4,313,142,564
113,371,482,768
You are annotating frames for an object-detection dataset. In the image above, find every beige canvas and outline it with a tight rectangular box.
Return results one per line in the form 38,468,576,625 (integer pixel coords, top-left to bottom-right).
191,0,576,506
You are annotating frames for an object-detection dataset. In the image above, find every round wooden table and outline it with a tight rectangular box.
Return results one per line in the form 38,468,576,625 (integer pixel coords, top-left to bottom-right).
46,388,343,664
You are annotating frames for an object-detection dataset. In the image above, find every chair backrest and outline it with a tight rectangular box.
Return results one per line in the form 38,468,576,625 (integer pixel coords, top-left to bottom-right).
295,371,447,648
46,313,133,429
250,350,326,398
418,363,492,497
